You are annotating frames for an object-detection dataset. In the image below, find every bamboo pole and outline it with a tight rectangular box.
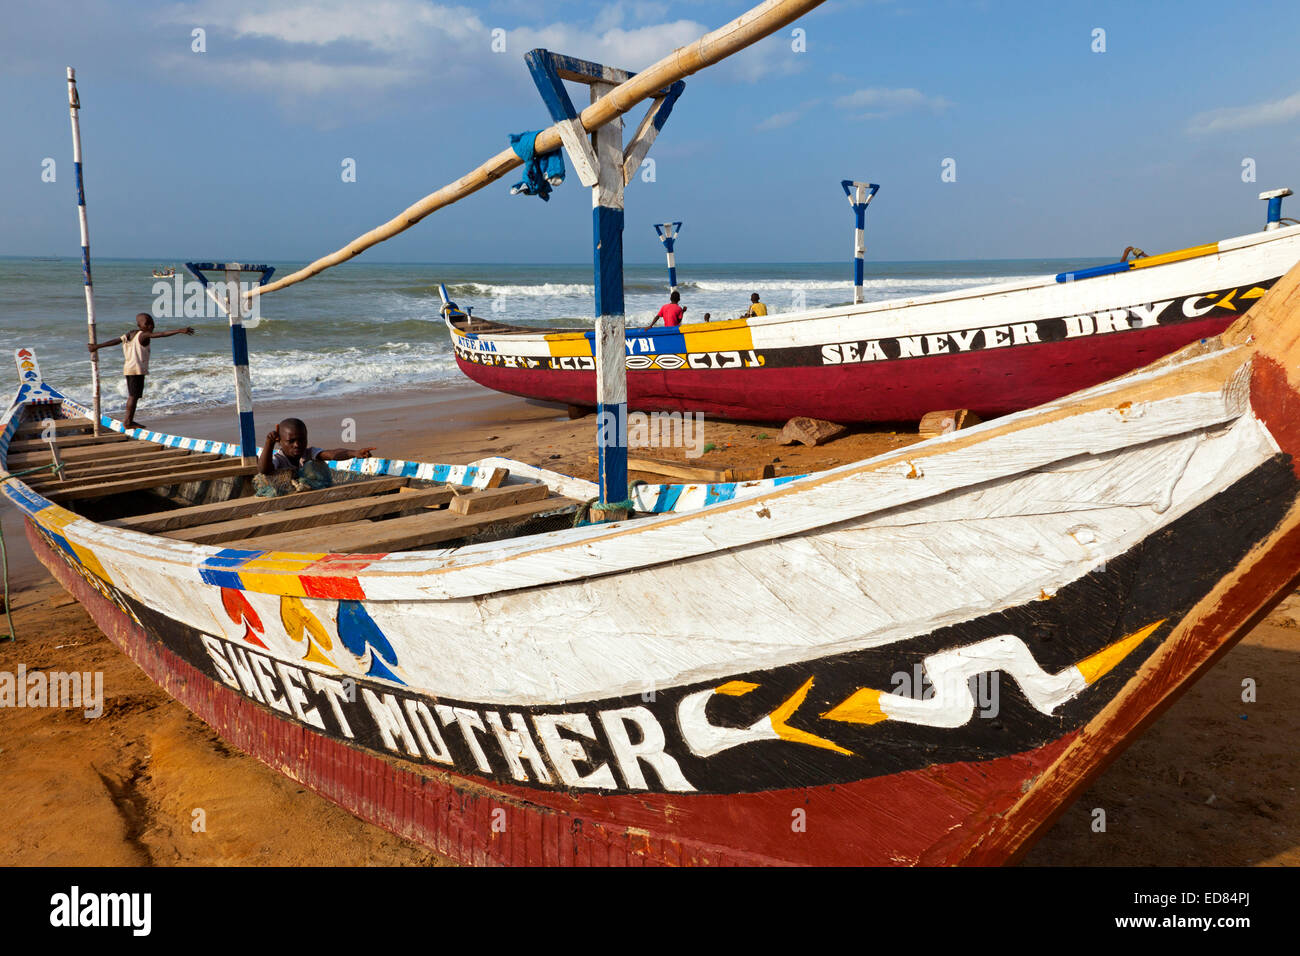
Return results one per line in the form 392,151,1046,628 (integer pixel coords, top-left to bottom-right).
251,0,824,300
66,67,102,436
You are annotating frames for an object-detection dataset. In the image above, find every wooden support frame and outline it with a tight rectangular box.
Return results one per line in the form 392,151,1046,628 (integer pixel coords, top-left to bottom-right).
184,262,276,465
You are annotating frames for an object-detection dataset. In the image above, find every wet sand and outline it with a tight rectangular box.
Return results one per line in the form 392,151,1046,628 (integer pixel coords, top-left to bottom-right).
1,385,1296,866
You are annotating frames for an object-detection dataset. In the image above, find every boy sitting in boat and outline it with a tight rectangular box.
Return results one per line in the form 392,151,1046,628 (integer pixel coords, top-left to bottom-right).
87,313,195,428
255,418,376,497
648,290,686,327
740,292,767,318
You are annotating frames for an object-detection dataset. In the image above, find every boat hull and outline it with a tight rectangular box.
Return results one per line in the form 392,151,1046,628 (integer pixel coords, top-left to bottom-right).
25,432,1300,864
449,227,1300,421
456,312,1235,421
16,525,1102,865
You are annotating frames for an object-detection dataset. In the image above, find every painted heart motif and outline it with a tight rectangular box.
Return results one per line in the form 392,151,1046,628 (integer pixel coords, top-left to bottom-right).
221,587,268,649
337,600,404,684
280,595,335,666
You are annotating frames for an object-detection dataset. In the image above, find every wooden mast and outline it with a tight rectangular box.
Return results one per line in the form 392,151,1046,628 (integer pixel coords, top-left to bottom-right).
66,67,102,436
249,0,826,301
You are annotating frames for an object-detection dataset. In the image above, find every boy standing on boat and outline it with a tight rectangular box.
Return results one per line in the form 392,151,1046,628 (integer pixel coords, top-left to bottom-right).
87,312,194,428
649,290,686,327
256,418,375,497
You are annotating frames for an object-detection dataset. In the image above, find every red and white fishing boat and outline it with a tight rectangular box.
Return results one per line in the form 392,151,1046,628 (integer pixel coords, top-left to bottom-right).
443,220,1300,422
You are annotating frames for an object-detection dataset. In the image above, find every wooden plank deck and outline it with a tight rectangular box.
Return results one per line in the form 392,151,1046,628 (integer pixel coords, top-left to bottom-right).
226,494,578,554
106,477,410,534
44,462,258,503
5,439,169,467
13,417,94,439
448,481,548,515
164,485,456,544
7,432,130,454
26,453,223,488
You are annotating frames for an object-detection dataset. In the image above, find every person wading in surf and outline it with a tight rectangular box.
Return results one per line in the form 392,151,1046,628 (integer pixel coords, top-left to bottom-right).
88,313,194,428
648,290,687,328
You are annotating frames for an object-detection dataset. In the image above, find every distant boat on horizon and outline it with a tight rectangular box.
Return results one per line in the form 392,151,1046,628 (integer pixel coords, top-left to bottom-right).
151,266,175,278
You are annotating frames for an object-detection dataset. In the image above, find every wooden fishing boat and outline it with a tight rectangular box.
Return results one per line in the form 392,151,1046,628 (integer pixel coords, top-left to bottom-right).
443,222,1300,422
9,256,1300,866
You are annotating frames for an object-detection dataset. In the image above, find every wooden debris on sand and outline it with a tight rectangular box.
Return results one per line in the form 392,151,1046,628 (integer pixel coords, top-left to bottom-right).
919,408,982,439
780,416,846,447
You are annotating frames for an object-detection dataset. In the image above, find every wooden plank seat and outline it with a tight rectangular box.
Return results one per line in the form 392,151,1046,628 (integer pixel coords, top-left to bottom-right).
226,490,576,554
163,484,457,545
18,447,195,473
106,476,411,534
5,439,172,467
44,462,258,503
6,432,130,454
13,417,94,439
26,453,227,491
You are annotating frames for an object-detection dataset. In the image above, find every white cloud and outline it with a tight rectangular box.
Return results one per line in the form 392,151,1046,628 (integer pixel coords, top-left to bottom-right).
834,87,951,120
508,19,705,73
174,55,412,98
755,110,801,130
1188,90,1300,134
159,0,799,119
173,0,484,53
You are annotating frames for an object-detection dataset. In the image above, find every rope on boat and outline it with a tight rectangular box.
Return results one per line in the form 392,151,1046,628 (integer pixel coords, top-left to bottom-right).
0,462,66,642
0,522,13,642
573,480,647,526
248,0,827,300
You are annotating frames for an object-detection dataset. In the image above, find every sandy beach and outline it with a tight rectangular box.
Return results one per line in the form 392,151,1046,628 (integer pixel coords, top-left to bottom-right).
1,383,1296,866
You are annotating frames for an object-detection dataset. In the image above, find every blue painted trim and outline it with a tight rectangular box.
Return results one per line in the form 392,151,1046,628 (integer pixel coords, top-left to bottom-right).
667,265,678,288
539,50,632,86
1055,261,1132,283
237,409,256,460
184,262,275,287
183,263,210,288
230,324,250,367
596,400,628,505
653,222,682,252
593,205,625,317
74,161,86,208
653,82,686,131
525,50,582,124
1267,196,1284,225
853,258,864,287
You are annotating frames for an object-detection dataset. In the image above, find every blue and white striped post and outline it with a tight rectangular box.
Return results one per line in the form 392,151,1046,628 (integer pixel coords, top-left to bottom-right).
224,266,256,464
522,50,685,516
1261,188,1293,230
185,263,274,465
654,221,683,293
66,67,101,436
841,180,880,305
592,79,627,509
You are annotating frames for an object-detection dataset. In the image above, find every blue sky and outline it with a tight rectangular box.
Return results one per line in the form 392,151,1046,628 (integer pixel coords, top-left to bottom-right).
3,0,1299,264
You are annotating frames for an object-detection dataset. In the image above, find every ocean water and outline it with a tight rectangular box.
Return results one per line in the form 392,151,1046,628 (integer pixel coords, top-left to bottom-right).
0,256,1102,416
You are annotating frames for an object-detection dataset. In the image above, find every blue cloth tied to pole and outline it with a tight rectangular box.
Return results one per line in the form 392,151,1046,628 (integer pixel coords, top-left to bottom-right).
509,130,565,201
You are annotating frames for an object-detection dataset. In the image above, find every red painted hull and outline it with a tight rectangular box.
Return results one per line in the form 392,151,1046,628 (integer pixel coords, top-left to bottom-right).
457,314,1234,421
31,523,1079,866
